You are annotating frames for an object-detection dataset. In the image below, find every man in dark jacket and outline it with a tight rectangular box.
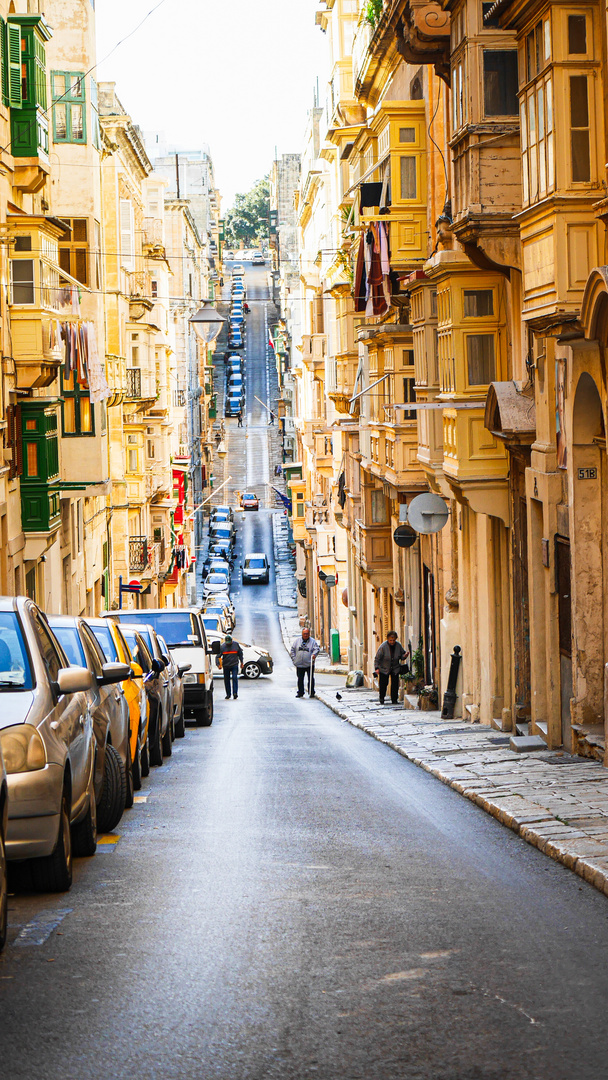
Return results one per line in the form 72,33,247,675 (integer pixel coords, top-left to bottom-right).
219,635,244,700
290,627,320,698
374,631,407,705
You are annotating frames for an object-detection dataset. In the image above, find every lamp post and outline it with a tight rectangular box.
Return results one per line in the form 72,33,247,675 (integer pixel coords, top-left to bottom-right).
188,301,225,601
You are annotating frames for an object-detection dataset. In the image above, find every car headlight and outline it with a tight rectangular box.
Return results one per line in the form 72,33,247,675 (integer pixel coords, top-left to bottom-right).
183,673,206,684
182,673,197,684
0,724,46,774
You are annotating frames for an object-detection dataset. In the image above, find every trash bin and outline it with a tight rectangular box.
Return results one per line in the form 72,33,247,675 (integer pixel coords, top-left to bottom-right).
330,629,340,664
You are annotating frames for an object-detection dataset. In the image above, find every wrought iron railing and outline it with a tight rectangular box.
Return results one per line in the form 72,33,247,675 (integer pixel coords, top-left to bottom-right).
126,367,141,398
129,536,148,572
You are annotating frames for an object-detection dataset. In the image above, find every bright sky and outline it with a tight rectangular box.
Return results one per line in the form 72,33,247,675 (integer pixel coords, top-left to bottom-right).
95,0,328,210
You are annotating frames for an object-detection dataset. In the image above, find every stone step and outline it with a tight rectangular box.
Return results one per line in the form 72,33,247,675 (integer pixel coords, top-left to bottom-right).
509,734,548,753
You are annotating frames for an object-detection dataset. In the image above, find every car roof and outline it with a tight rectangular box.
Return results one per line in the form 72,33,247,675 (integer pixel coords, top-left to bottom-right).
245,552,267,558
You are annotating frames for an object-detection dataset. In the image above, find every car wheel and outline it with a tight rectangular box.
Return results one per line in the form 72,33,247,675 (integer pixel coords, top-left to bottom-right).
31,786,72,893
125,738,135,809
196,692,214,727
132,739,142,790
149,709,163,767
96,744,127,833
72,785,97,857
0,820,7,952
243,661,261,680
141,736,150,777
161,716,173,757
174,707,185,739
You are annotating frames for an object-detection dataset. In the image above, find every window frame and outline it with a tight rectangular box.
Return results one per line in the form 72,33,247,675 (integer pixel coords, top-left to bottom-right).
60,368,95,438
482,49,519,117
51,70,86,145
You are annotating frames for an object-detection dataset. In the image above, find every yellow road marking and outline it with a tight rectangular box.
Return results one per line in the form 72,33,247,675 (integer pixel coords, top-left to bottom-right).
97,834,121,845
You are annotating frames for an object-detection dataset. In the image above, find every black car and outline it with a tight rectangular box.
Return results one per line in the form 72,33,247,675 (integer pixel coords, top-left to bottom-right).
228,329,244,349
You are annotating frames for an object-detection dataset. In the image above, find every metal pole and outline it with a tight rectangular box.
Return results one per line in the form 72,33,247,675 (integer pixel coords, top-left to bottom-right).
441,645,462,719
119,575,122,610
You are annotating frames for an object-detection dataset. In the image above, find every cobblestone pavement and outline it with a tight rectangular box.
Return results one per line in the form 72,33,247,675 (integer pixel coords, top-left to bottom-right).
312,685,608,899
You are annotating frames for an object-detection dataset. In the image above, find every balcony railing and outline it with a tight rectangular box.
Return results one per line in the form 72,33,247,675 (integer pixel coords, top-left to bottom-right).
126,367,142,399
129,536,149,572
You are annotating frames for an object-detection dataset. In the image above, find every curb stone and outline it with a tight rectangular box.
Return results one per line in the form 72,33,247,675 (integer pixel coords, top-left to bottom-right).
315,688,608,900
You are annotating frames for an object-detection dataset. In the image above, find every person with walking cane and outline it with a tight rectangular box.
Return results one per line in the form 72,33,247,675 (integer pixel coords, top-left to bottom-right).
290,626,320,698
374,630,407,705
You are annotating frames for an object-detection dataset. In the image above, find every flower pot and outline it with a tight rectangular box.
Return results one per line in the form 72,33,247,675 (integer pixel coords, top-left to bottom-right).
418,696,437,711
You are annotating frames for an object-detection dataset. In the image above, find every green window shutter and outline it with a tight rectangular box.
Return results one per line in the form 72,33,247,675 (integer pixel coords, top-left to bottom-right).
7,22,21,107
0,19,8,108
34,37,46,109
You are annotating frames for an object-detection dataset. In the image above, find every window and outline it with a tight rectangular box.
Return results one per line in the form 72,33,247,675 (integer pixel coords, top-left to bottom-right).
30,610,63,682
120,198,135,271
463,289,493,316
452,57,466,131
94,220,102,289
90,77,100,150
482,1,501,28
61,370,94,436
10,259,34,304
568,14,586,54
466,334,495,385
151,279,158,298
371,489,387,523
521,77,554,202
58,218,88,286
386,441,394,468
51,72,86,144
402,377,417,420
525,19,550,81
483,51,518,115
399,127,415,143
400,156,417,200
570,75,590,182
128,448,138,473
14,235,31,252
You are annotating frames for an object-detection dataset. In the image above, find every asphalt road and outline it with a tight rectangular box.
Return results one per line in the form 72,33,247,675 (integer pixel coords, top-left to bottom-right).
2,267,608,1080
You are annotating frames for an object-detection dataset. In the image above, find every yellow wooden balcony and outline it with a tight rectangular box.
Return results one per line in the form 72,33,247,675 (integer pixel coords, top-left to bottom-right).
442,406,507,484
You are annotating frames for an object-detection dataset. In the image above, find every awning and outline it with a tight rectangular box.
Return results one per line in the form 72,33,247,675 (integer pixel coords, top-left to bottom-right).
484,381,536,443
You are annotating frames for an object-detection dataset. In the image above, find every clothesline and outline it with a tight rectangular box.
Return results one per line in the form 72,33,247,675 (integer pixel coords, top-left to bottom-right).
60,318,111,403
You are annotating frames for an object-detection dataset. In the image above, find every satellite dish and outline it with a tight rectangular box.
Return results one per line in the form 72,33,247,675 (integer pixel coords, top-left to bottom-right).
407,493,449,534
393,524,417,548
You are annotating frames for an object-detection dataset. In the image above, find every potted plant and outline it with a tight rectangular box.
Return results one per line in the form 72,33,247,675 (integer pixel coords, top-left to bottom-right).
417,685,439,712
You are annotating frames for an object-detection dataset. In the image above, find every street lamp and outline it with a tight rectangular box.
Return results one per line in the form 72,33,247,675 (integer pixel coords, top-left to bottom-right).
189,300,225,344
216,440,227,459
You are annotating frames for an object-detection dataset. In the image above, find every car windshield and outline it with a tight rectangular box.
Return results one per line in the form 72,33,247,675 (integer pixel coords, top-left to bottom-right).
213,529,232,539
245,558,266,569
0,612,33,689
207,573,228,584
51,625,86,667
90,625,118,662
113,612,201,648
202,617,220,630
243,495,256,502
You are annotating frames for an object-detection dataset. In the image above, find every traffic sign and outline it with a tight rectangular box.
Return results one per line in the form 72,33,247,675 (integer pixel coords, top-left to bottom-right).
407,493,449,534
393,524,417,548
128,579,142,591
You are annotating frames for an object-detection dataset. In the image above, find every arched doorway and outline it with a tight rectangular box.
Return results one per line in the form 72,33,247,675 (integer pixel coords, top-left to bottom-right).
568,371,605,747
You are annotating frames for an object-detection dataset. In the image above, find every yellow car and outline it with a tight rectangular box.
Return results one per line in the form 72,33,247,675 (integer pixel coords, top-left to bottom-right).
86,618,150,798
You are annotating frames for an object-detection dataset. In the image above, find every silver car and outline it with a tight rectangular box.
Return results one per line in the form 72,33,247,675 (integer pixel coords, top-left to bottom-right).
157,634,189,739
48,616,131,834
0,740,7,950
0,597,97,892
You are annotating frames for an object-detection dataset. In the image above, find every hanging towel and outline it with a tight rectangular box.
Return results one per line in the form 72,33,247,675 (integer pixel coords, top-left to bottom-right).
85,322,111,403
353,232,367,313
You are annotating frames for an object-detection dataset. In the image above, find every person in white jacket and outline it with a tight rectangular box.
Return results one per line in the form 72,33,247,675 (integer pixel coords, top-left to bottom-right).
290,627,320,698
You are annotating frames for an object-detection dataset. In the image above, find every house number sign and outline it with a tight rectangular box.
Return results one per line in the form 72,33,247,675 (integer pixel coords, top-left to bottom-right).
577,467,598,480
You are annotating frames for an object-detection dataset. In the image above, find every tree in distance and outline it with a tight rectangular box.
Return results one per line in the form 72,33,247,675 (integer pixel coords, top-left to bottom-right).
225,177,270,247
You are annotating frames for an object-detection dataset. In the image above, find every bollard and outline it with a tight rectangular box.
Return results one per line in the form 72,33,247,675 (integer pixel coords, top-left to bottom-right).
441,645,461,719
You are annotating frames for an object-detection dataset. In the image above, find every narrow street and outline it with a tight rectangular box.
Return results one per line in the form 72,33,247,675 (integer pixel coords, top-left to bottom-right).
2,268,608,1080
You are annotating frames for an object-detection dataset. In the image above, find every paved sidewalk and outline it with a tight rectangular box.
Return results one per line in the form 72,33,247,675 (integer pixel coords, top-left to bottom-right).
314,685,608,899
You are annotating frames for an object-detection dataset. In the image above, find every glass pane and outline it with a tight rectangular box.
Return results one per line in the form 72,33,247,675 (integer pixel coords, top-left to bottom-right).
547,133,554,189
53,73,67,98
467,334,495,385
74,248,88,285
26,442,38,477
538,139,546,195
71,104,83,140
72,219,87,242
14,235,31,252
546,78,553,132
484,51,518,115
63,370,74,392
571,129,591,182
568,15,586,54
544,17,551,60
58,247,71,276
463,290,493,317
399,127,415,143
371,490,387,523
79,396,92,433
400,156,417,199
526,31,535,81
538,85,545,139
11,260,34,304
70,75,84,98
63,397,76,434
54,102,67,139
570,75,589,128
520,100,527,150
522,150,529,203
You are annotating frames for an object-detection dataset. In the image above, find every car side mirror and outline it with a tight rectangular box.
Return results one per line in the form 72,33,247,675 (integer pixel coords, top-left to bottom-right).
177,663,191,676
56,666,94,695
151,657,164,675
210,640,221,656
99,662,132,686
130,661,143,678
161,653,170,667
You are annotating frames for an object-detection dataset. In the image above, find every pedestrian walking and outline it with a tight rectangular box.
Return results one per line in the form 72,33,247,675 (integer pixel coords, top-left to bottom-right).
237,410,243,427
268,411,275,426
218,635,244,700
374,631,407,705
290,627,320,698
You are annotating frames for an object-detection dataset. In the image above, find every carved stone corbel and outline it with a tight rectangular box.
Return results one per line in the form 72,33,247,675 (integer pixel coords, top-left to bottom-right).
396,1,451,84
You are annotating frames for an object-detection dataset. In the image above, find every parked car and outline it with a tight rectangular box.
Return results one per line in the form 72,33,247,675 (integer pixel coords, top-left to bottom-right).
226,361,243,375
203,571,231,600
209,538,233,560
157,635,189,739
0,739,8,949
111,625,169,765
202,603,234,632
201,614,229,637
224,250,234,259
211,509,232,525
228,330,244,349
228,375,243,390
206,593,236,628
206,631,273,681
252,252,265,265
241,492,259,511
86,618,149,797
48,616,132,833
0,597,98,892
105,610,215,727
232,265,244,276
225,399,241,417
242,553,270,585
210,522,236,546
212,504,234,522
